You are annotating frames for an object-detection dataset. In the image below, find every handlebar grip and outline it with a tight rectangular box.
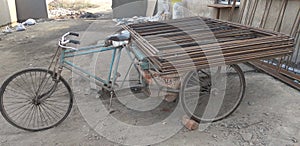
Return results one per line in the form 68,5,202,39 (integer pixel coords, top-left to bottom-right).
69,40,80,45
69,32,79,37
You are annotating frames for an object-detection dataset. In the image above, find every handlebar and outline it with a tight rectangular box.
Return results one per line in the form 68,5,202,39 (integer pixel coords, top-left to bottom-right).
58,32,80,50
69,40,80,44
69,32,79,37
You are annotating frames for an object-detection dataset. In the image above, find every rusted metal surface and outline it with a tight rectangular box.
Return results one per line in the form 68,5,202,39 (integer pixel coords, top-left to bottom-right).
124,17,294,75
250,61,300,91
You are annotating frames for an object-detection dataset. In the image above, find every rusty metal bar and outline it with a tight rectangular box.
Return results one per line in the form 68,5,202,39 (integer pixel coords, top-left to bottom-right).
250,61,300,91
124,17,295,75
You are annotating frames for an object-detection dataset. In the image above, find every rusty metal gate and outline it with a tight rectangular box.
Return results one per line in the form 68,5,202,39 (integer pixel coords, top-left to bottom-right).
237,0,300,90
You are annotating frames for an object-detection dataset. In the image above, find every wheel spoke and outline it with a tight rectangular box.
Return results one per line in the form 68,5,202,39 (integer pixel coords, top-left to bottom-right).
3,101,31,107
9,103,32,120
12,105,33,126
40,103,57,123
45,99,69,104
46,103,67,113
27,105,37,128
42,102,65,116
44,100,68,109
21,74,36,96
5,88,32,99
36,72,50,95
41,102,62,120
39,104,55,125
6,101,32,116
22,105,35,127
11,76,32,96
38,105,49,127
38,75,52,96
29,72,37,94
9,80,33,98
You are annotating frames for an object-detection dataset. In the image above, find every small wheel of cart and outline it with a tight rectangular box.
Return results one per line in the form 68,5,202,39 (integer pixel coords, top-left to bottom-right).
0,68,73,131
181,64,246,122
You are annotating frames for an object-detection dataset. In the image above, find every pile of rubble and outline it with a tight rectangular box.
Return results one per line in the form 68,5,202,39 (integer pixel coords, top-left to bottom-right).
49,8,102,19
48,0,103,19
113,8,171,26
48,8,82,19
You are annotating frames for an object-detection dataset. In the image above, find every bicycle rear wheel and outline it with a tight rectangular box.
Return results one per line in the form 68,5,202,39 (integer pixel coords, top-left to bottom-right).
0,68,73,131
181,64,246,122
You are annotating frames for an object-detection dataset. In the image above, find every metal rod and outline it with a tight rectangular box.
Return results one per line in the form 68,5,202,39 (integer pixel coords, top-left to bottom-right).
124,17,295,74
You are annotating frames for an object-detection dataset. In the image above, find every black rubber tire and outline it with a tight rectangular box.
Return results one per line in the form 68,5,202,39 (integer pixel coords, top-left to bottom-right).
0,68,73,131
181,64,246,122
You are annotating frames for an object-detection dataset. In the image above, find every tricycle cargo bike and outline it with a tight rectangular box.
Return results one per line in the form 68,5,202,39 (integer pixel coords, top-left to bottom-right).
0,17,294,131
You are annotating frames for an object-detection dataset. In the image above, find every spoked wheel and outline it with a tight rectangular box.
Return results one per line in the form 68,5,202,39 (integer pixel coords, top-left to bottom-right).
181,64,245,122
0,68,73,131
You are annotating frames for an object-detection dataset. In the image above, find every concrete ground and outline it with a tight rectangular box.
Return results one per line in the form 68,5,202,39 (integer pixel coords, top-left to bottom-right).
0,19,299,146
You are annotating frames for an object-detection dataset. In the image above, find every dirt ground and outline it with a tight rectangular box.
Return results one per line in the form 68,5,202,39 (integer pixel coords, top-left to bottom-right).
0,19,299,146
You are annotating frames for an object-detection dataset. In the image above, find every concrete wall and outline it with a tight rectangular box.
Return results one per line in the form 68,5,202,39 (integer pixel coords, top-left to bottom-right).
15,0,48,21
0,0,17,26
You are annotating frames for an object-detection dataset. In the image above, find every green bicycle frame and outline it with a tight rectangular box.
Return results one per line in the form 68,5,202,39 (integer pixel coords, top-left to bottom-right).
60,43,132,91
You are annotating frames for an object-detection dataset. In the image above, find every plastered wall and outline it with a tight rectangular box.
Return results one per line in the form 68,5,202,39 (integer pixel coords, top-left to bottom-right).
0,0,17,26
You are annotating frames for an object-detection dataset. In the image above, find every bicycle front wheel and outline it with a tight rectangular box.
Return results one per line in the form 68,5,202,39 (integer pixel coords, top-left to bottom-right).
0,68,73,131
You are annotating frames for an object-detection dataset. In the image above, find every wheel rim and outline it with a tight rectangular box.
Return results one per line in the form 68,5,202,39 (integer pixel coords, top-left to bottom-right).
0,69,72,131
181,65,245,122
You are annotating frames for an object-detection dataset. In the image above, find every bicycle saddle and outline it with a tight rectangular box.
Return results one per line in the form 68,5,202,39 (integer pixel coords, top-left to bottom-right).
106,30,131,42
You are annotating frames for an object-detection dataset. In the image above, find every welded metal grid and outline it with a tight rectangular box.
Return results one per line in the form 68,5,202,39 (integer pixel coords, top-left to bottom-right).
124,17,294,75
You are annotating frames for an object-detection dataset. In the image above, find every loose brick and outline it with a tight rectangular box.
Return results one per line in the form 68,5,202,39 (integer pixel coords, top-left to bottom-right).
182,115,199,131
164,93,178,102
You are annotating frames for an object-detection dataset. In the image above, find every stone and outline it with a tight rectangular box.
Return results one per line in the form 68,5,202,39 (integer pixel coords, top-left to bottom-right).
164,94,178,102
220,123,228,127
241,133,253,141
248,101,254,106
290,137,298,143
212,134,218,138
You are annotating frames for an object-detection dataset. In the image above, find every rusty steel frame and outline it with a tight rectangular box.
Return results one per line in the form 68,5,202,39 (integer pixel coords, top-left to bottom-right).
123,17,294,75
